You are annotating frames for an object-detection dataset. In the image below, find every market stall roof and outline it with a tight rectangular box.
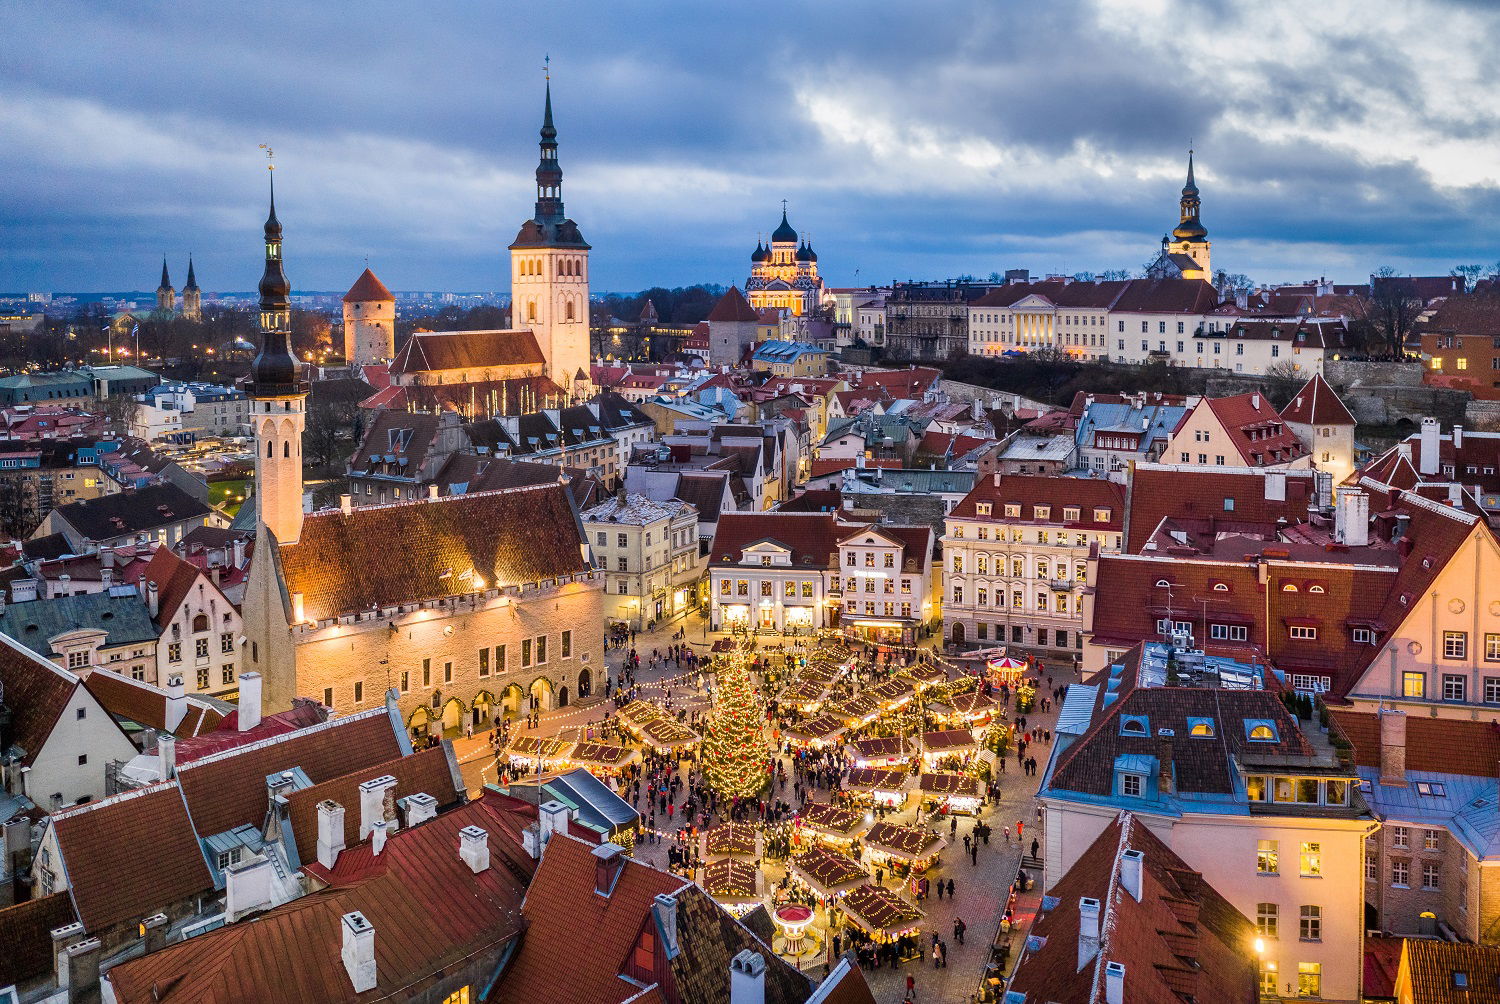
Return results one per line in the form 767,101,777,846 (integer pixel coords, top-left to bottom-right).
507,735,568,759
845,767,911,793
920,728,977,752
703,858,762,906
703,822,760,859
785,714,846,742
851,736,909,760
918,772,979,797
618,700,665,726
799,801,868,838
639,717,698,750
841,883,924,937
568,742,638,766
866,679,914,704
828,694,882,724
899,664,948,685
865,821,945,862
941,692,996,715
782,680,827,706
799,663,845,685
789,846,867,898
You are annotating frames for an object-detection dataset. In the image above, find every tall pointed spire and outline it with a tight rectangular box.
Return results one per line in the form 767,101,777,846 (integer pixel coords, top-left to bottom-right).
511,73,588,251
1172,148,1206,241
251,163,302,397
184,256,198,291
159,258,172,290
1184,149,1197,194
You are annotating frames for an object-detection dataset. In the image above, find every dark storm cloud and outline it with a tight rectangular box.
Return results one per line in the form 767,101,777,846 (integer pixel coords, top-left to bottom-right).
2,0,1498,294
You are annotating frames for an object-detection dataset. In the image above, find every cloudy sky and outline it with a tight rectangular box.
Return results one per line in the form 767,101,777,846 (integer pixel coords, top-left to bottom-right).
6,0,1500,295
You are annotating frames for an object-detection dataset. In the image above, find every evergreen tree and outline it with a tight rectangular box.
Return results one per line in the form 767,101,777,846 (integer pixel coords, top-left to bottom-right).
702,650,771,799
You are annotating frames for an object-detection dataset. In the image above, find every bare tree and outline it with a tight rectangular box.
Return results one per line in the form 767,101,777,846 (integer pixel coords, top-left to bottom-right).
1452,264,1486,291
0,475,40,538
98,393,140,436
1370,266,1423,357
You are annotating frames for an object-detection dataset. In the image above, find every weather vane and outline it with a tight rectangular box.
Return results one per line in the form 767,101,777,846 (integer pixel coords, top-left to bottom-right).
544,54,550,82
259,143,275,170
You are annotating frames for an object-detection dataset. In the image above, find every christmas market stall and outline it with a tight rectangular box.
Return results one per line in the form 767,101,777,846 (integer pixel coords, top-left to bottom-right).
784,713,847,749
839,883,924,943
504,735,569,772
781,679,829,715
931,690,998,727
865,677,915,713
617,700,666,735
797,801,869,849
846,735,910,768
702,858,764,915
920,727,979,769
918,771,982,814
638,716,699,754
702,821,762,861
986,654,1027,686
826,694,883,729
898,663,948,691
788,845,867,899
863,821,946,872
561,741,640,777
843,767,912,808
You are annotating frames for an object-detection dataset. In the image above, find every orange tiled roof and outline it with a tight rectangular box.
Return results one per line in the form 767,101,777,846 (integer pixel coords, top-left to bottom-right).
343,267,395,303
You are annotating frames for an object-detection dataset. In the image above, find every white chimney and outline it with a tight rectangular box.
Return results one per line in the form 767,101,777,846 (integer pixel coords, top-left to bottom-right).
459,825,490,874
358,775,396,840
157,733,176,781
1120,849,1144,901
402,791,438,826
340,494,352,514
317,799,347,869
225,856,273,921
1250,392,1260,411
340,911,376,994
428,484,439,500
729,949,767,1004
1454,425,1464,449
237,671,262,732
1334,489,1369,547
233,536,247,568
1419,417,1440,475
1449,483,1464,507
1264,471,1287,502
370,819,388,856
1078,896,1101,968
1105,961,1125,1004
540,799,570,844
522,822,543,859
146,580,159,618
164,674,186,733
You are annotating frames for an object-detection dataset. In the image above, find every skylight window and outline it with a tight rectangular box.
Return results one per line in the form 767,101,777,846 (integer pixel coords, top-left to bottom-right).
1414,781,1447,797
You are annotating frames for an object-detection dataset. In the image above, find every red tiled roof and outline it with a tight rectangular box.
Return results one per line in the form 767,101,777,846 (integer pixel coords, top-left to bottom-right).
359,374,565,413
0,634,80,767
106,791,537,1004
1329,711,1500,778
1123,465,1317,553
390,329,545,375
173,698,328,763
950,473,1124,529
343,267,395,303
1280,372,1355,426
82,669,225,736
1363,935,1403,1000
139,546,207,631
1195,393,1309,467
1008,813,1256,1004
0,892,74,990
284,743,462,865
709,512,843,568
177,708,402,838
807,458,902,478
278,485,589,621
707,286,760,323
917,430,992,457
1398,939,1500,1004
50,782,213,933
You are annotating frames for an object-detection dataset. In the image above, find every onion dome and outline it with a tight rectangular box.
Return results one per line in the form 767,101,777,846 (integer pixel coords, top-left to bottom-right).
752,240,768,263
771,209,797,243
795,241,812,262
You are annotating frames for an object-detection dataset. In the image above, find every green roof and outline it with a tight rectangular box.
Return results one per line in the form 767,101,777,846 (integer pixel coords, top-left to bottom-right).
0,592,158,651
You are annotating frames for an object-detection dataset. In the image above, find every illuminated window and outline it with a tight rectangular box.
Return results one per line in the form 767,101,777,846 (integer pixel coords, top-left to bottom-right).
1300,842,1322,877
1257,840,1278,874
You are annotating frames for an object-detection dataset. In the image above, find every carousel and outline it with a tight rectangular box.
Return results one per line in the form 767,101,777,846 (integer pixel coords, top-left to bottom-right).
863,821,946,872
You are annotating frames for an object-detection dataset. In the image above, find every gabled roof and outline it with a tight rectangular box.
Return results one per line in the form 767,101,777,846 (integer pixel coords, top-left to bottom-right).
1110,277,1220,314
342,267,395,303
49,782,213,932
709,512,842,568
707,286,760,323
82,669,225,737
1189,393,1309,467
1280,373,1354,426
1008,812,1256,1004
389,329,545,375
0,591,158,651
139,545,212,630
51,482,210,540
1124,465,1317,553
0,633,84,766
950,473,1124,529
278,485,589,621
0,892,74,990
283,743,462,866
1399,939,1500,1004
106,791,538,1004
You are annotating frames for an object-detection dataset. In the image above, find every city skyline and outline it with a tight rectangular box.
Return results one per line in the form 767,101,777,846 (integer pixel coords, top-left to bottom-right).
6,0,1500,294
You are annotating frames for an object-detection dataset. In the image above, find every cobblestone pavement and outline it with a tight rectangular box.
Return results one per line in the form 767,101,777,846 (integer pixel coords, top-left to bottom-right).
449,611,1075,1003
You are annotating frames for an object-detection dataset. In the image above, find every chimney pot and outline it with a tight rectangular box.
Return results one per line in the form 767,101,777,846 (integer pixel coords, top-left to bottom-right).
1105,961,1126,1004
459,825,490,873
157,733,177,780
237,671,263,733
340,911,377,994
402,791,438,826
1120,849,1144,901
357,774,397,841
729,949,767,1004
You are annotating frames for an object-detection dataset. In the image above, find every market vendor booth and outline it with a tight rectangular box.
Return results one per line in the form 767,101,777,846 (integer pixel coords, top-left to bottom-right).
865,677,915,713
920,727,978,769
918,771,982,814
839,883,924,943
789,845,867,900
781,679,829,714
898,663,948,691
931,690,997,727
863,821,946,872
797,801,869,848
826,694,883,729
847,735,910,768
703,858,764,915
784,713,846,749
505,735,569,772
843,767,911,808
702,821,762,860
562,741,640,777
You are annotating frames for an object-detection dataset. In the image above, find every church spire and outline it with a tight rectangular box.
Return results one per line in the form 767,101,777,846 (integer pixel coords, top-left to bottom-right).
1185,148,1196,193
533,77,564,225
159,258,172,290
1172,148,1206,241
250,164,302,397
184,256,198,291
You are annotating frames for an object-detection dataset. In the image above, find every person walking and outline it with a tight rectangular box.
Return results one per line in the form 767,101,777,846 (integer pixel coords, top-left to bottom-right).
905,973,916,1001
954,917,966,945
947,877,955,899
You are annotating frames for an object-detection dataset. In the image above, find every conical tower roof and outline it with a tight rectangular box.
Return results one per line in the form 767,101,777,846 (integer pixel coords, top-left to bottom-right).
343,267,395,303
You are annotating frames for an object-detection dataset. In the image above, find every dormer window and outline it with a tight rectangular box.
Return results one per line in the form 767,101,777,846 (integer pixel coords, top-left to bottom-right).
1119,715,1149,736
1246,721,1278,742
975,502,992,516
1282,583,1298,592
1188,718,1215,737
1309,584,1325,594
1212,582,1229,592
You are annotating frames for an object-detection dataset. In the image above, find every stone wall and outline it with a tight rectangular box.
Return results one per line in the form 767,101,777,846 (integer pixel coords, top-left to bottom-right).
937,379,1051,414
1464,399,1500,432
1325,360,1425,389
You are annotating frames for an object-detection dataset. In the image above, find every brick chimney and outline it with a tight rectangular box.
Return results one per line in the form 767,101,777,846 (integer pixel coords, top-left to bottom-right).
594,841,626,896
1379,707,1407,787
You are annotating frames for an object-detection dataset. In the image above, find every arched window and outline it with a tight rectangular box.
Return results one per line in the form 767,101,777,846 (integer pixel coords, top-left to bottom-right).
1309,585,1325,594
1121,719,1147,735
1190,722,1214,737
1249,724,1275,741
565,299,575,321
192,613,209,633
1282,583,1298,592
1155,579,1170,588
1213,582,1229,591
527,301,537,322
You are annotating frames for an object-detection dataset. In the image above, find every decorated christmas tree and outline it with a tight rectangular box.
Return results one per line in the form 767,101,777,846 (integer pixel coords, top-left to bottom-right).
703,650,771,799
